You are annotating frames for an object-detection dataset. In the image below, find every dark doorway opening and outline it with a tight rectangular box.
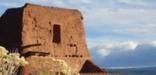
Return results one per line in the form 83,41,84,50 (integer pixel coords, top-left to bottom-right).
53,24,61,43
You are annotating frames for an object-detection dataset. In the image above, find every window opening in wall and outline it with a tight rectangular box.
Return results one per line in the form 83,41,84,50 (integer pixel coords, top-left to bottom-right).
53,24,61,43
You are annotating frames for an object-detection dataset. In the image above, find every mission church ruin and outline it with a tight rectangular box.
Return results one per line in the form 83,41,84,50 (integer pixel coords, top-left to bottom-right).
0,3,110,75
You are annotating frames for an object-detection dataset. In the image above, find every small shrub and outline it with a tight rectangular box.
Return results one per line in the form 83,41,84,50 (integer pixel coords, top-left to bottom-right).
0,46,28,75
36,57,79,75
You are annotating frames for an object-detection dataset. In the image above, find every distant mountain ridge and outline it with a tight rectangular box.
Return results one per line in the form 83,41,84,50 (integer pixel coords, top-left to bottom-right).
106,66,156,75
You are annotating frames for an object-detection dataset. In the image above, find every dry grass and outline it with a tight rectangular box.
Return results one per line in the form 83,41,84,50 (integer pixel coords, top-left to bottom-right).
0,46,28,75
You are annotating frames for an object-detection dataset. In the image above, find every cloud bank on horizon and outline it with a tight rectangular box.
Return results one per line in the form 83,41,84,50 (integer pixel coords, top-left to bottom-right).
0,0,156,68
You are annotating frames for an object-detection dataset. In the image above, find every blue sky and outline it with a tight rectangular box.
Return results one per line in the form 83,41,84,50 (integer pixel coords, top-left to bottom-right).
1,0,156,68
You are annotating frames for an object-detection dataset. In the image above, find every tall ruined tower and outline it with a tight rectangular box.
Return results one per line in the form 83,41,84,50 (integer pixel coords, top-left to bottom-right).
0,3,108,75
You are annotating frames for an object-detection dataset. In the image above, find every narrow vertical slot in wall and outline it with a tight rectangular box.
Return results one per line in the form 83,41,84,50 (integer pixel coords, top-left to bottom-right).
53,24,61,43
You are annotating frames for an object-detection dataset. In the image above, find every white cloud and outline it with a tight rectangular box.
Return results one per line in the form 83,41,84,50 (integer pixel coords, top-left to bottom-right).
120,41,138,50
97,48,110,57
151,41,156,47
0,1,23,7
89,40,156,67
86,8,156,26
84,7,156,39
88,39,139,57
116,0,147,6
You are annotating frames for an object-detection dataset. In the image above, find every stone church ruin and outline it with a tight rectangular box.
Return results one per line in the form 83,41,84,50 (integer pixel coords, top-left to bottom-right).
0,3,110,75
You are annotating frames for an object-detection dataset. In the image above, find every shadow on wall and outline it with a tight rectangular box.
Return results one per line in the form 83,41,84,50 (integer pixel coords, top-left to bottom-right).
80,60,106,73
0,8,23,52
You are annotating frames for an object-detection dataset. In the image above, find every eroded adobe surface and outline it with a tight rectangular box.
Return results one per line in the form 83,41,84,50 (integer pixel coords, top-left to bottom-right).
0,3,108,75
21,4,90,58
